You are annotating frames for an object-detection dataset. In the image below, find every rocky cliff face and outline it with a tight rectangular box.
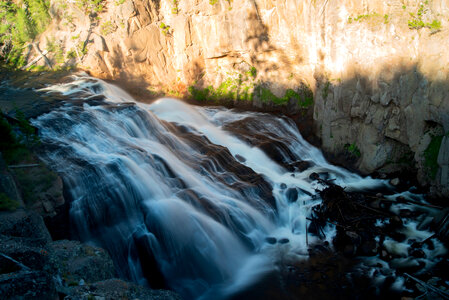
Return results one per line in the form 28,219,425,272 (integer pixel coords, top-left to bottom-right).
36,0,449,196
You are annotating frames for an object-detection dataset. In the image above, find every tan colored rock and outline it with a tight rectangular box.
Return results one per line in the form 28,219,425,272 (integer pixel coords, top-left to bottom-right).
35,0,449,195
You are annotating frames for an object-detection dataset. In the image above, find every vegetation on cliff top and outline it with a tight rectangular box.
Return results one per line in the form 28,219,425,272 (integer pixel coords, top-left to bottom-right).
0,0,51,67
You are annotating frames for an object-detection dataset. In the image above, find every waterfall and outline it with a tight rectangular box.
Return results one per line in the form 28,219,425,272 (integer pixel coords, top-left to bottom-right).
32,74,445,299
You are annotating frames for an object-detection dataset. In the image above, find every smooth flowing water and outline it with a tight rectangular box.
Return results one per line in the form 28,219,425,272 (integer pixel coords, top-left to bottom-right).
32,74,445,299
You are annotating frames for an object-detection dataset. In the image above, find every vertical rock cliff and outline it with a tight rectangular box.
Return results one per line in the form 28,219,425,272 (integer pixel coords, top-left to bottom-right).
36,0,449,196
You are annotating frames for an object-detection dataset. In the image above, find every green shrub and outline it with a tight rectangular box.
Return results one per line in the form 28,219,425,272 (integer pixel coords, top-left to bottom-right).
0,0,50,66
75,0,105,14
0,110,38,164
424,134,443,179
188,86,210,101
408,4,441,31
322,81,330,99
171,0,179,14
247,66,257,78
345,143,361,157
159,22,171,35
0,193,20,211
100,20,116,35
209,0,218,5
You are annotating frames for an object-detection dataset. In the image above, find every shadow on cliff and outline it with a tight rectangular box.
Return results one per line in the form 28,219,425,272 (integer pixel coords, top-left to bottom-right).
311,62,448,195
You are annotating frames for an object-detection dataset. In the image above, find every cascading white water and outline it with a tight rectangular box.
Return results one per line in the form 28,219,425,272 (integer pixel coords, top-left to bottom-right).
33,74,446,299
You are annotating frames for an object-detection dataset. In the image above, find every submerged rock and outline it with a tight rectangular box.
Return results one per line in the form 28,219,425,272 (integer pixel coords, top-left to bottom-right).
235,154,246,162
265,237,277,244
286,188,299,203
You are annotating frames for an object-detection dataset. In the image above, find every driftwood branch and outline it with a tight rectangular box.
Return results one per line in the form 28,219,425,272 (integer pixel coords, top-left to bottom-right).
32,43,52,69
21,49,49,70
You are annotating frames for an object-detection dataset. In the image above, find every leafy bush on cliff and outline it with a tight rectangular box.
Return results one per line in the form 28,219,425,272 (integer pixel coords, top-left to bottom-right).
0,0,50,67
0,110,38,164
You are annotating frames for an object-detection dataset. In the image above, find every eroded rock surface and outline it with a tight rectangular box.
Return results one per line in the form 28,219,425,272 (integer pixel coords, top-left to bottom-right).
31,0,449,195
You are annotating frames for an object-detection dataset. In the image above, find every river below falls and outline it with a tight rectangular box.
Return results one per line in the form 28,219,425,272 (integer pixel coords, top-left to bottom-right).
5,73,446,299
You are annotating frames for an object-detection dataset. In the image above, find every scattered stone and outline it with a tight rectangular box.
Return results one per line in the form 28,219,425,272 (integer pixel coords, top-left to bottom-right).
278,238,289,244
280,183,287,190
390,178,400,186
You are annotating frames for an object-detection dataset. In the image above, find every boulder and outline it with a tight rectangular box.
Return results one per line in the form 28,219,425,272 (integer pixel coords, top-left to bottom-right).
51,240,115,285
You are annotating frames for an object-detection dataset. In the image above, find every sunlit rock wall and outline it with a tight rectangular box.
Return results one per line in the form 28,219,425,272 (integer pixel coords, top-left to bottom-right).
41,0,449,196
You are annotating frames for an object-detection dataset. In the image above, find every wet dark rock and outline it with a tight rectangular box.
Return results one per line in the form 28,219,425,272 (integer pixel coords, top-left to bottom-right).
133,232,167,289
258,140,296,165
345,231,361,245
265,237,277,244
343,244,356,257
309,172,320,181
278,238,289,244
425,239,435,250
286,161,311,173
0,209,51,244
235,154,246,162
310,244,331,256
280,183,287,190
388,231,407,243
0,270,57,299
286,188,298,203
389,216,404,229
409,249,426,258
368,199,382,209
360,240,379,256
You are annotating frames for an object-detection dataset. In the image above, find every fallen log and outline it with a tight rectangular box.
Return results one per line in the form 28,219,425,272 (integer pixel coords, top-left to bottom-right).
8,164,40,169
404,273,449,299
